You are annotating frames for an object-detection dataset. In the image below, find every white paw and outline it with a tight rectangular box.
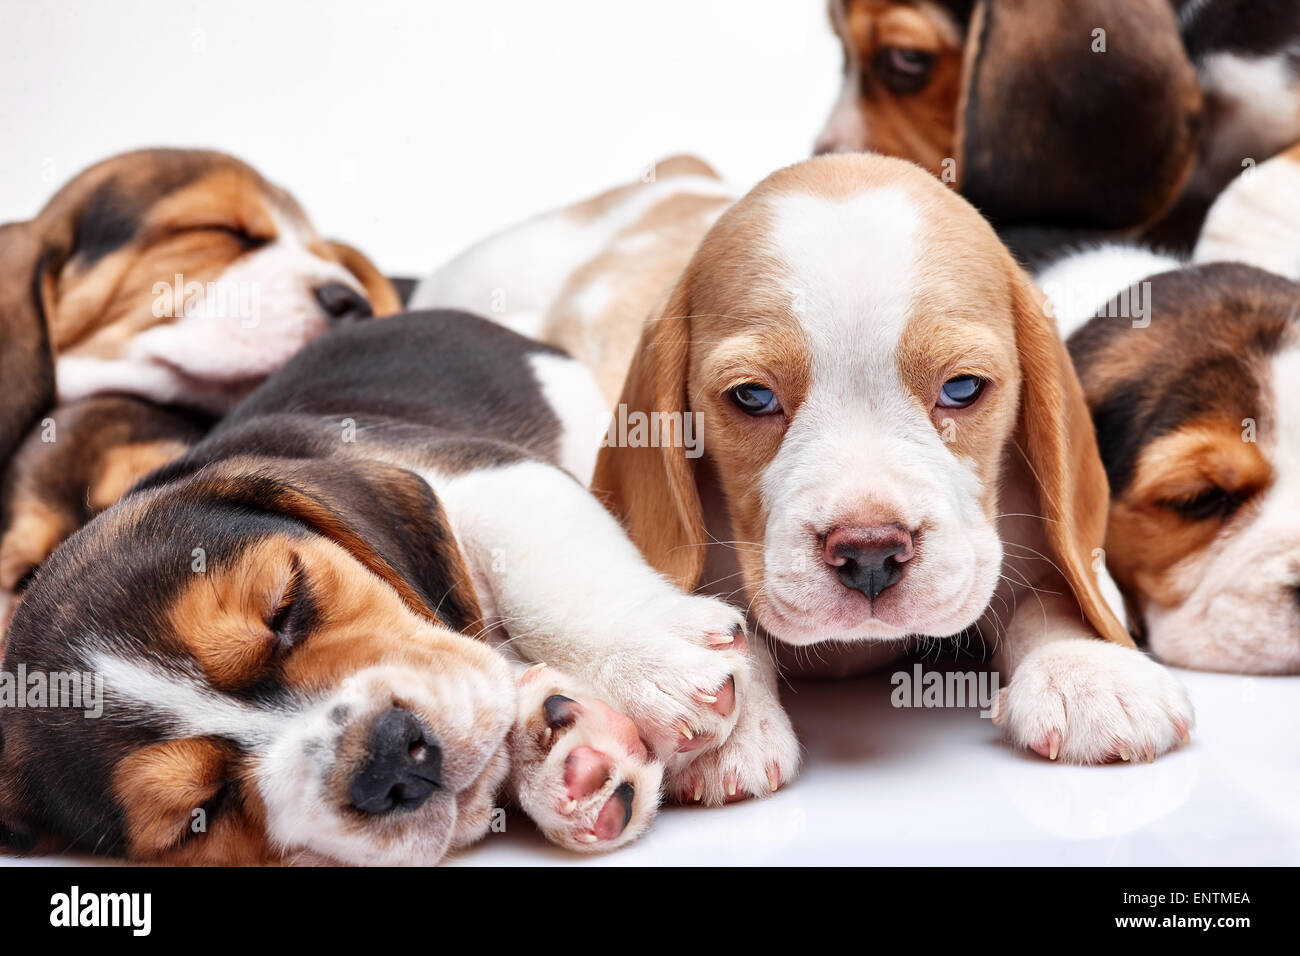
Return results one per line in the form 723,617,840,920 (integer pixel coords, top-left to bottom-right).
509,664,663,852
664,675,801,806
587,592,751,766
994,639,1194,764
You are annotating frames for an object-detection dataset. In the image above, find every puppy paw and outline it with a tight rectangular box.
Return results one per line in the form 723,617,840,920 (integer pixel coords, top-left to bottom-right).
994,639,1194,764
509,664,663,852
592,593,751,764
664,676,800,805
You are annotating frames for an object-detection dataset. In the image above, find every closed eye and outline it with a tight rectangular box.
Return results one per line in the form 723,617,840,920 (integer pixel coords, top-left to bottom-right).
1159,487,1247,522
187,224,269,251
266,555,316,650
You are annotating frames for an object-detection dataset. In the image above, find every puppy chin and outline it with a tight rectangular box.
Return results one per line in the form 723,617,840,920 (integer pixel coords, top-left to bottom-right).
757,568,995,646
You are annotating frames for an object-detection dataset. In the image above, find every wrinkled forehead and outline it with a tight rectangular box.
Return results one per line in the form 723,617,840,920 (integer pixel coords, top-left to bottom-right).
691,163,1018,385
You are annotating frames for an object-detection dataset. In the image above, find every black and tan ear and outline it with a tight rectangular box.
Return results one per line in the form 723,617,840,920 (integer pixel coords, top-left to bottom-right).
0,222,56,472
191,458,482,634
591,280,707,592
0,722,47,857
957,0,1200,230
1009,270,1133,647
325,240,403,317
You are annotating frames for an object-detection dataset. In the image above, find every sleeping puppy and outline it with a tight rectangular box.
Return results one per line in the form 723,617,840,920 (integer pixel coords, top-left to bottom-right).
1034,157,1300,674
2,147,400,415
817,0,1300,242
0,396,210,633
418,153,1194,801
0,311,751,863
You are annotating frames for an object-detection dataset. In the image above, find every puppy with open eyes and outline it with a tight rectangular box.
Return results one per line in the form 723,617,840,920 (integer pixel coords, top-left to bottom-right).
0,147,401,622
816,0,1300,245
0,310,752,864
416,151,1195,801
1032,145,1300,674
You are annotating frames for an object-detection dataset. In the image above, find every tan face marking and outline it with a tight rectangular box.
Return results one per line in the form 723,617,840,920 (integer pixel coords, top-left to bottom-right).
818,0,965,171
1107,420,1273,609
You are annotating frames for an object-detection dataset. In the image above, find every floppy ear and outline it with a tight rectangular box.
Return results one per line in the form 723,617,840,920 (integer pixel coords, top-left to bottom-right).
591,281,707,591
194,458,483,634
957,0,1200,230
1010,271,1133,647
324,240,402,317
0,721,50,857
0,222,56,472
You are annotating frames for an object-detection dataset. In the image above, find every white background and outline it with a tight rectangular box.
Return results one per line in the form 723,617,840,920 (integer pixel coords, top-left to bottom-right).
0,0,840,276
3,1,1297,868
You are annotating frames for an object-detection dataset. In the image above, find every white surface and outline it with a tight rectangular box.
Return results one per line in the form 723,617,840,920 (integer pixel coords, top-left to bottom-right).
2,2,1296,869
450,666,1300,866
0,0,839,276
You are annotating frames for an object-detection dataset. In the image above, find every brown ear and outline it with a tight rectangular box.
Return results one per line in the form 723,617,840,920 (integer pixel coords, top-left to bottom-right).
1010,272,1133,647
591,281,707,591
0,222,56,471
957,0,1200,230
325,240,402,317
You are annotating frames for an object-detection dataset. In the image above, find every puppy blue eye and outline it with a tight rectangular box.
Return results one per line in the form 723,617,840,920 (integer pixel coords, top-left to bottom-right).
937,375,985,409
730,383,781,416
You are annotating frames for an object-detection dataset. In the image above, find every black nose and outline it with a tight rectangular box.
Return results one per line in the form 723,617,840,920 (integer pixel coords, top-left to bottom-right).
824,525,915,601
315,282,373,323
349,707,442,815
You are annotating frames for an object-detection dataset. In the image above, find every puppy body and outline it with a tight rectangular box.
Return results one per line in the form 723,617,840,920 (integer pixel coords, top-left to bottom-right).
422,154,1193,783
0,395,210,634
1,311,753,862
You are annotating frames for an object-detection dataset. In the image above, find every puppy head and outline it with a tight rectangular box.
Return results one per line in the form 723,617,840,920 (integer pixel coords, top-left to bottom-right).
594,153,1125,648
816,0,971,174
817,0,1201,230
13,148,400,412
0,396,209,634
1070,264,1300,673
0,457,513,864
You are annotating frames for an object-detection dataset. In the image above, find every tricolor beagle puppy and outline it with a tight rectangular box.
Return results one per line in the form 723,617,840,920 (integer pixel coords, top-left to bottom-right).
0,396,210,633
0,311,754,863
817,0,1300,244
417,153,1195,798
2,147,400,416
0,148,399,625
1035,146,1300,674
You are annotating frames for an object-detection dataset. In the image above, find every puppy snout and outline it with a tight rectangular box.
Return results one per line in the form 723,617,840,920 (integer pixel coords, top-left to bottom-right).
315,281,373,323
824,524,914,601
349,706,442,815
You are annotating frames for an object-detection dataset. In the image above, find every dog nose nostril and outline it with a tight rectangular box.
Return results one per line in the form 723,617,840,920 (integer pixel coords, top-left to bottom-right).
349,706,442,815
315,281,373,323
824,525,914,601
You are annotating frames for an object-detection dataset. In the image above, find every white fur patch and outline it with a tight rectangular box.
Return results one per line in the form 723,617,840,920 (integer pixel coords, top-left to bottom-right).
527,351,609,483
1034,244,1183,338
1195,149,1300,279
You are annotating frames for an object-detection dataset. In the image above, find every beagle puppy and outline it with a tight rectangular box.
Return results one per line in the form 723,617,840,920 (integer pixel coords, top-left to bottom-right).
0,148,399,629
0,396,210,633
817,1,1299,244
2,147,400,417
418,153,1194,800
0,311,753,863
1034,152,1300,674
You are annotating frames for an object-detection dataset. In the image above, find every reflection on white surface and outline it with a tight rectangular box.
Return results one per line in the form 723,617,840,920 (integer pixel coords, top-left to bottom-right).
448,664,1300,866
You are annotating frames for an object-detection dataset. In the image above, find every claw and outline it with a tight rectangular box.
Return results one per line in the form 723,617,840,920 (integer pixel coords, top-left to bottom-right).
725,772,738,797
693,690,719,704
577,831,597,845
989,694,1002,726
766,763,781,792
705,631,735,647
678,721,694,741
1048,730,1061,761
1118,744,1131,762
693,780,702,802
1145,747,1155,764
563,798,577,815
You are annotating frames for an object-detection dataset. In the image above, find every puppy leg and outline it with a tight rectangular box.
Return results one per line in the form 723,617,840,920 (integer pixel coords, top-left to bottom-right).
990,589,1194,764
431,461,766,792
661,638,800,806
506,662,663,851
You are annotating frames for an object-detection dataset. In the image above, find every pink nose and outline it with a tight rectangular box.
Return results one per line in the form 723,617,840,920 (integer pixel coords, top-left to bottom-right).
823,525,914,601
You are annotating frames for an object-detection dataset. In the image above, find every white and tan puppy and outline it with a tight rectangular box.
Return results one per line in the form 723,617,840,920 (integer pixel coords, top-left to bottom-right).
417,154,1194,800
